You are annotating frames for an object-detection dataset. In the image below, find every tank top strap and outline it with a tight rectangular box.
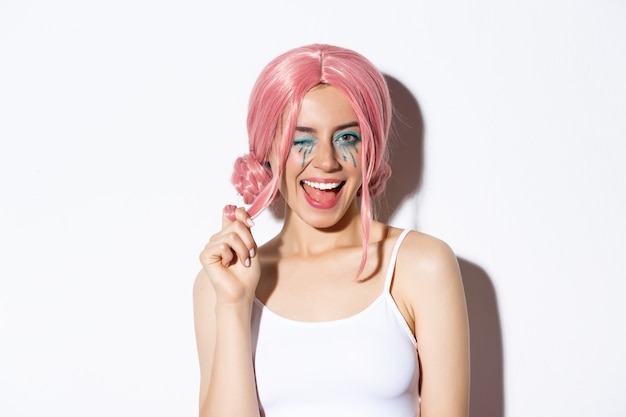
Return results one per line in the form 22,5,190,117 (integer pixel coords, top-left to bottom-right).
383,229,412,293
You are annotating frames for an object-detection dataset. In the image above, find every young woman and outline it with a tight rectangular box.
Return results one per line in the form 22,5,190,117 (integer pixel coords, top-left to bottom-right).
193,44,469,417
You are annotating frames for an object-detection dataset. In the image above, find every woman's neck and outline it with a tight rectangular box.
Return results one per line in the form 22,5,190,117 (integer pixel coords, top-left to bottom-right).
277,205,364,257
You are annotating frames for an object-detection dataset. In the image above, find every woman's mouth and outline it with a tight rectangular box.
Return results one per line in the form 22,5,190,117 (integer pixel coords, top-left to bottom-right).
301,179,345,207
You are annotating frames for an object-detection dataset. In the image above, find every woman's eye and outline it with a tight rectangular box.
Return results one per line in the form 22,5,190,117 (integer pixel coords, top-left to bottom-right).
334,131,362,145
291,138,317,159
292,137,315,147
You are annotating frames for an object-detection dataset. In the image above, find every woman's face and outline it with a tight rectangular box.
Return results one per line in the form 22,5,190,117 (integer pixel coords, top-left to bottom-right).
271,85,363,229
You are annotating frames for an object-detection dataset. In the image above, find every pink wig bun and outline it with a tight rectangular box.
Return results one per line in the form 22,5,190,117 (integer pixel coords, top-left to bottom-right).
231,153,273,205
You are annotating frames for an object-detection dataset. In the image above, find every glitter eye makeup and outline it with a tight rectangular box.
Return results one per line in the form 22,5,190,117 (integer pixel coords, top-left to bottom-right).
333,131,361,168
290,130,362,168
291,137,317,167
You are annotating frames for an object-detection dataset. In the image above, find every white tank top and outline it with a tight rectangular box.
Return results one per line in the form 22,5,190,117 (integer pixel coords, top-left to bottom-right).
251,229,420,417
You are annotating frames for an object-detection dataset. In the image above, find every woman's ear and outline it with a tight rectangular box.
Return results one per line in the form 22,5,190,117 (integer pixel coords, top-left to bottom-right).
266,143,280,177
263,160,273,177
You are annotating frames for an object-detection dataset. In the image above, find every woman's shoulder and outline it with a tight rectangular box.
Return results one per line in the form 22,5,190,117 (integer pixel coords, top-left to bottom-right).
390,227,461,285
379,223,454,255
382,226,463,334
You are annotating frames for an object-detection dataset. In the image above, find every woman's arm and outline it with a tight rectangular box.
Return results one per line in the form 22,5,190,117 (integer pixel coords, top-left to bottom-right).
397,233,470,417
193,207,261,417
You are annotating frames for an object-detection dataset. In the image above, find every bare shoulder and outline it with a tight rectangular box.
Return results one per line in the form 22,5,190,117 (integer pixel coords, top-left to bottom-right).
395,230,460,282
391,230,464,325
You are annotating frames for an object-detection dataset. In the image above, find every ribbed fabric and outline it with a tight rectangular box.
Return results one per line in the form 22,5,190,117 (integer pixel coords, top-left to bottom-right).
251,229,420,417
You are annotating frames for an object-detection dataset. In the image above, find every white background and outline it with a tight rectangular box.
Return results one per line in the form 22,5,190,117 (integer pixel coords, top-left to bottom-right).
1,1,625,416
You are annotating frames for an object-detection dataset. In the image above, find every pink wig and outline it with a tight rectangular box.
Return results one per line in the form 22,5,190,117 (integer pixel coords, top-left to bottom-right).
230,44,392,275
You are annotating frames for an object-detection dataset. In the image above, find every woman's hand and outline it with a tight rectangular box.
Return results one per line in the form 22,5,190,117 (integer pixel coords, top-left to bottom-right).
199,205,260,305
195,205,262,417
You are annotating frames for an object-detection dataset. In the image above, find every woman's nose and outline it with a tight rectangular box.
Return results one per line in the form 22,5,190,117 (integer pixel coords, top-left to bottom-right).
312,141,340,171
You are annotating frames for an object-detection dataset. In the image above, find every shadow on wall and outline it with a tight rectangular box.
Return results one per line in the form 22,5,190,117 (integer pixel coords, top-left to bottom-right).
459,259,504,417
376,75,424,223
381,75,505,417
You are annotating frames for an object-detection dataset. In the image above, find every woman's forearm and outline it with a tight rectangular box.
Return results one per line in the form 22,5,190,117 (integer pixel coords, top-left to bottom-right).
202,303,260,417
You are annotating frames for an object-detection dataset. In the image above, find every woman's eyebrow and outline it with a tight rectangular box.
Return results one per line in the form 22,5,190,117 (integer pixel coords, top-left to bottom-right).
295,126,315,134
295,121,360,134
335,121,359,131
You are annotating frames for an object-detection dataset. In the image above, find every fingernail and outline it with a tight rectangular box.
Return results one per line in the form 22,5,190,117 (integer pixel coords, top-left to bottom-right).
249,248,255,258
246,218,255,227
244,258,251,267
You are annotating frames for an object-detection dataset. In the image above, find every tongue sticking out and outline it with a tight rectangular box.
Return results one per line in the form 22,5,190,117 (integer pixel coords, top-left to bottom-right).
302,182,340,204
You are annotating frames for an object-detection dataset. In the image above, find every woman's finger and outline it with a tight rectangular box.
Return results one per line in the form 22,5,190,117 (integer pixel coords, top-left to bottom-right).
223,204,237,223
222,205,255,229
220,206,256,260
203,226,255,268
